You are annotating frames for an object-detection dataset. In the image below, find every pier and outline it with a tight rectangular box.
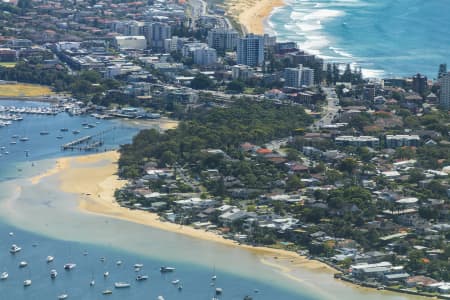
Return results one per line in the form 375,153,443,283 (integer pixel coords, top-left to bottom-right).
61,127,116,151
61,136,93,150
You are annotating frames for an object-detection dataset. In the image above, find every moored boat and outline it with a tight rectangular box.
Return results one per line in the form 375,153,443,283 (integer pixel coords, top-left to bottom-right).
102,290,112,295
64,263,76,270
160,266,175,273
0,272,8,280
10,244,21,253
50,269,58,279
23,279,32,286
136,275,148,281
57,293,68,299
47,256,54,263
114,282,130,288
19,261,28,268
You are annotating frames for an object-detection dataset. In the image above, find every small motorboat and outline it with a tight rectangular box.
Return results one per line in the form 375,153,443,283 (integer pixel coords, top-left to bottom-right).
160,266,175,273
0,272,8,280
171,279,180,285
114,282,130,288
103,272,109,277
10,244,21,253
102,290,112,295
19,261,28,268
136,275,148,281
23,279,32,286
64,263,76,270
50,269,58,279
47,256,54,263
58,293,68,299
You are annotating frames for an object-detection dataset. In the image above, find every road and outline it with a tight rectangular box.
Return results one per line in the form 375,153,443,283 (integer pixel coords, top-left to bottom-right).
310,87,341,130
187,0,232,29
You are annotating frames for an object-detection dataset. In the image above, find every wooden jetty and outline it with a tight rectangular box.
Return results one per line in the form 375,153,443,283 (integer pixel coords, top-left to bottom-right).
61,136,92,150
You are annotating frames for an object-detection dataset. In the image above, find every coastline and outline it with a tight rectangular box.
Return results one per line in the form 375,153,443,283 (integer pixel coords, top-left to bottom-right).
31,152,335,270
226,0,284,34
26,150,426,299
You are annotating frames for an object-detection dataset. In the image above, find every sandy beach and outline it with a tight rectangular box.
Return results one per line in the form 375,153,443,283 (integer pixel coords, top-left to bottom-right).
31,151,332,274
226,0,284,34
25,151,426,299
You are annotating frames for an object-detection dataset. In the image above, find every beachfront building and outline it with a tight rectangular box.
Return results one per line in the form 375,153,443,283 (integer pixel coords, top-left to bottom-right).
237,34,264,67
385,135,420,148
284,64,315,88
207,28,238,52
439,72,450,110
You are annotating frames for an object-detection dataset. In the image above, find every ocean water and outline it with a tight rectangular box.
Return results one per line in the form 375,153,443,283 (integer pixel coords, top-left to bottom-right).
0,100,422,299
266,0,450,78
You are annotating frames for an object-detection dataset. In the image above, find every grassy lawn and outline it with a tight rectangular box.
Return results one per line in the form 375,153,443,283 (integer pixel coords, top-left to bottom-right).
0,83,53,97
0,62,17,68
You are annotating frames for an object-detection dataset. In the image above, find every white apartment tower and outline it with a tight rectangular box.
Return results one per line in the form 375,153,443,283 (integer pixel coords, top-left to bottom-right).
193,47,217,66
284,64,315,88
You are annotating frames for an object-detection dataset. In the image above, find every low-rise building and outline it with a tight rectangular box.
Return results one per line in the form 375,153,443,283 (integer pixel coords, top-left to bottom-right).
335,136,380,148
385,135,420,148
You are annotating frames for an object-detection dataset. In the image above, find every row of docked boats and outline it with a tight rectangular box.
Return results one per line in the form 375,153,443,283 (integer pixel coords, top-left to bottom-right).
0,105,61,115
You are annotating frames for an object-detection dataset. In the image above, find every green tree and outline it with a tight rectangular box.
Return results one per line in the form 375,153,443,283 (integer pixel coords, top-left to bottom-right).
190,73,214,90
226,80,245,93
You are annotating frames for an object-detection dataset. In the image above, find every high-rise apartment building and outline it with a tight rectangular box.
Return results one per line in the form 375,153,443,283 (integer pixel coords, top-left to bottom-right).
237,34,264,67
207,28,238,52
439,72,450,109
